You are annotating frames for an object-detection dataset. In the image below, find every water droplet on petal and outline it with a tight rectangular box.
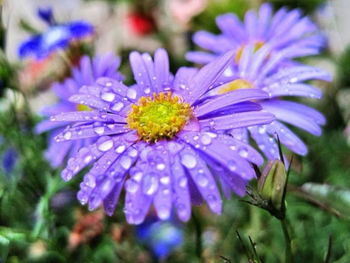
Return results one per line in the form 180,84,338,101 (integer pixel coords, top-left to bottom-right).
94,127,105,135
64,131,72,140
178,177,187,188
125,179,139,193
239,147,248,158
200,134,212,145
120,156,132,169
228,160,237,171
98,140,113,151
258,126,266,134
127,88,137,100
115,145,126,153
196,172,208,187
160,176,170,184
112,102,124,112
142,173,158,195
181,154,197,169
128,148,138,157
133,172,143,182
84,155,92,164
101,92,115,102
157,205,170,219
156,163,165,170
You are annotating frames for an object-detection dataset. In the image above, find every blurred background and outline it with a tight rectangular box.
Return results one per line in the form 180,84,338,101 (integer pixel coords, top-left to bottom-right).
0,0,350,262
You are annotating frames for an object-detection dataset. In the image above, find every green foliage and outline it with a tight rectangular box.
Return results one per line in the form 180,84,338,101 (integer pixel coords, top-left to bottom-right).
270,0,326,14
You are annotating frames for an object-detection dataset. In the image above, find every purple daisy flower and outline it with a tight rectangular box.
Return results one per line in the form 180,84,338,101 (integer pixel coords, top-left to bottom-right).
18,7,93,60
36,53,123,167
186,3,325,64
202,44,331,160
49,49,274,224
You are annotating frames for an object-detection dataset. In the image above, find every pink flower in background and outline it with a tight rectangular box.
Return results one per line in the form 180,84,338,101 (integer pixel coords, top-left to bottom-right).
169,0,208,25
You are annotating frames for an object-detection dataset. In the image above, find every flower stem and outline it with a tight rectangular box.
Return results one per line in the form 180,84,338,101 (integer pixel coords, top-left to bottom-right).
191,211,203,259
280,218,292,263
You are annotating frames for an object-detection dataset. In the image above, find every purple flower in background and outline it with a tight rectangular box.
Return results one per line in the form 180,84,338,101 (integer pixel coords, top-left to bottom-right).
49,49,274,224
202,44,331,160
136,215,183,259
18,7,93,60
36,53,123,167
186,3,325,64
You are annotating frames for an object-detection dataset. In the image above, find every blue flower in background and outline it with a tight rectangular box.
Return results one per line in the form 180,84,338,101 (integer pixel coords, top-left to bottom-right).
136,216,183,259
2,147,18,174
18,7,93,60
37,7,55,25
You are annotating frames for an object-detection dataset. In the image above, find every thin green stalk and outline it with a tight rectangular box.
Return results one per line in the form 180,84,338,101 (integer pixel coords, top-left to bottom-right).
280,219,292,263
191,211,203,259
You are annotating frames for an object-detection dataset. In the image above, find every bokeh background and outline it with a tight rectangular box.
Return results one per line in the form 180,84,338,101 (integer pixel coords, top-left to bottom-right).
0,0,350,262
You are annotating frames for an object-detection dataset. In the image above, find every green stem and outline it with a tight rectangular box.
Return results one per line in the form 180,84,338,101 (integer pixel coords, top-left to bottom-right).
280,218,293,263
191,211,203,260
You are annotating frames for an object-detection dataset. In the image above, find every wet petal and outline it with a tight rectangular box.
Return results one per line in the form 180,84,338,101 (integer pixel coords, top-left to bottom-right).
54,123,128,142
199,111,274,130
194,89,268,117
180,146,222,214
50,111,126,123
170,154,191,222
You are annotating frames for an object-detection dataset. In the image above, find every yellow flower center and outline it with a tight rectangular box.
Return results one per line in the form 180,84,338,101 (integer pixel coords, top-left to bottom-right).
235,40,265,63
76,104,92,111
217,79,253,94
127,92,193,142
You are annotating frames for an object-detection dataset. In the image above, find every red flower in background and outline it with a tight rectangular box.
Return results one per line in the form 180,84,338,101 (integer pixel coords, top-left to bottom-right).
127,12,155,36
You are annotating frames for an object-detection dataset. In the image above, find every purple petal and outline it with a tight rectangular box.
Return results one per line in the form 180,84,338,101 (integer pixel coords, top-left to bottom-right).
199,111,274,130
194,89,268,117
244,10,258,38
185,51,217,64
35,119,66,134
55,123,128,142
170,154,191,222
178,131,258,179
216,13,246,42
264,83,322,99
60,136,111,181
262,99,325,126
45,139,72,167
265,121,307,155
180,146,222,214
186,50,236,105
103,182,125,216
129,51,154,96
154,48,170,93
50,111,126,123
257,3,272,38
249,126,281,160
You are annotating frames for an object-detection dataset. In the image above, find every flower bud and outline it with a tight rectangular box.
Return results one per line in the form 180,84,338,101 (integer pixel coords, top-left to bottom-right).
258,160,287,210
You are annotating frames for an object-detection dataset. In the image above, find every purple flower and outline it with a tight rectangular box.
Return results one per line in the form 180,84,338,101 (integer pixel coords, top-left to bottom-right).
49,49,274,224
36,53,123,167
18,8,93,60
202,44,331,160
186,3,325,64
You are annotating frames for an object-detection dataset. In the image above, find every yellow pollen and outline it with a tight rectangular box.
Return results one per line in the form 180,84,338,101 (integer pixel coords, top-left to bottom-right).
127,91,193,142
218,79,253,94
77,104,92,111
235,40,265,63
